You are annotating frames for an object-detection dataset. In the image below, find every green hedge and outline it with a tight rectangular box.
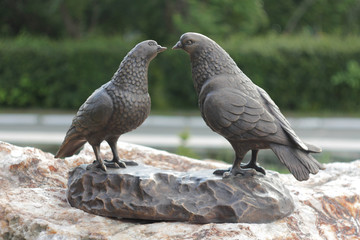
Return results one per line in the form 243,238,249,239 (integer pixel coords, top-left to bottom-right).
226,35,360,112
0,35,360,112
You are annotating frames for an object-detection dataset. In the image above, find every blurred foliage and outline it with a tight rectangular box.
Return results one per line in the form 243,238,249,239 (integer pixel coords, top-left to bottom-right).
1,34,360,111
1,0,360,112
331,60,360,89
0,36,133,108
1,0,360,42
0,0,268,42
264,0,360,35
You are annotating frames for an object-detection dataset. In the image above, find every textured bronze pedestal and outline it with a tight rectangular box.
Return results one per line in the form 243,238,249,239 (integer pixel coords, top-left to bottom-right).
67,163,294,223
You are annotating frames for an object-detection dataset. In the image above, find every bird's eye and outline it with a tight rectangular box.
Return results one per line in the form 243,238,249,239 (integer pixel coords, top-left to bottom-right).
148,42,156,46
185,40,193,45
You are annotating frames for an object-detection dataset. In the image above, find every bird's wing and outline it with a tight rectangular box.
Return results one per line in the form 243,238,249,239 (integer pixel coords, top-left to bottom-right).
256,86,308,151
202,88,278,141
72,87,113,135
56,86,114,158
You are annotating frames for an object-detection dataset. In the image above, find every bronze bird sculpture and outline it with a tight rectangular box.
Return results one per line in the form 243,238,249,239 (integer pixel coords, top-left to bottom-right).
173,32,324,181
56,40,166,171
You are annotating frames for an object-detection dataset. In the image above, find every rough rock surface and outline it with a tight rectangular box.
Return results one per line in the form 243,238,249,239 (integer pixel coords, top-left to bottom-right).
68,163,294,223
0,141,359,239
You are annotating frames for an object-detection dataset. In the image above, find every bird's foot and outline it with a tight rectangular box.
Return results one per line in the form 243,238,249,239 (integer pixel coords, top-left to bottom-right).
213,167,231,176
86,161,107,172
241,162,266,175
104,159,138,168
104,159,124,168
220,167,257,178
213,167,255,178
122,160,138,166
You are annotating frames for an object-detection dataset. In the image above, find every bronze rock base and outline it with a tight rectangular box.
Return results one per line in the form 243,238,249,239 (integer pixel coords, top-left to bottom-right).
67,163,294,223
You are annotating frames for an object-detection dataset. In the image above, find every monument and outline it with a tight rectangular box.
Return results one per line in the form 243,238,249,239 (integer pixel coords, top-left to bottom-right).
62,34,328,223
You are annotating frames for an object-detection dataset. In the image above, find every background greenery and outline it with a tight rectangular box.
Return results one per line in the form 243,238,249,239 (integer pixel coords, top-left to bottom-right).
1,0,360,112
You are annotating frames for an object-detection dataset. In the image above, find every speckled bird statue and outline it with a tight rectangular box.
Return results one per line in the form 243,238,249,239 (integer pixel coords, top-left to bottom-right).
173,32,323,181
56,40,166,171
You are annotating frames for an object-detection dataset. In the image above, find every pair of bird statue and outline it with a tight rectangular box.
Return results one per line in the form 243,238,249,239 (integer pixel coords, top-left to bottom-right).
55,32,324,181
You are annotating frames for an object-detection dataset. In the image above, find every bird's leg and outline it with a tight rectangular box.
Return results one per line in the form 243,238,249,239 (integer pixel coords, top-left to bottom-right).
104,138,125,168
87,144,107,171
226,154,252,177
214,150,258,178
241,150,266,175
104,138,138,168
213,151,247,177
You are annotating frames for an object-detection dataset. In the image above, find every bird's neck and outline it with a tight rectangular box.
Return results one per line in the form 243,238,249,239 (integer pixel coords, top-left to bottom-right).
110,55,149,94
191,44,241,95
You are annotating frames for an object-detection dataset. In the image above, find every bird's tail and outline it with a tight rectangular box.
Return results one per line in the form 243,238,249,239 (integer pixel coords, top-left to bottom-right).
55,138,86,158
55,127,87,158
270,144,325,181
305,142,322,153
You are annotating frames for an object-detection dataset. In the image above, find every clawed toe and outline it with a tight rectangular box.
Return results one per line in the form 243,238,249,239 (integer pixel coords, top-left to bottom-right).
213,167,231,176
241,163,266,175
122,160,138,166
117,161,126,168
104,159,138,168
220,167,257,178
104,159,126,168
213,167,255,178
255,166,266,175
214,164,265,178
86,161,107,171
103,159,138,169
104,161,121,168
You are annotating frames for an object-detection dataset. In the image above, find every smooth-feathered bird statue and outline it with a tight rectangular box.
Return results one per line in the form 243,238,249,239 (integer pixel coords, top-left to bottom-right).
56,40,166,171
173,32,324,181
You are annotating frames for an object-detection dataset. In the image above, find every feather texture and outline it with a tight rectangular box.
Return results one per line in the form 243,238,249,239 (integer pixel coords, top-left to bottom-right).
176,32,323,181
55,40,166,170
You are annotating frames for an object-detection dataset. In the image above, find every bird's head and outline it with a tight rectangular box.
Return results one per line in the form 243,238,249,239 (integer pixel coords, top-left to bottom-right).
172,32,241,94
172,32,212,55
133,40,167,61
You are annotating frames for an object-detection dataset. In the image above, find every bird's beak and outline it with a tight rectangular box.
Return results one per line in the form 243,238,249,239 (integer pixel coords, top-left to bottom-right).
172,41,182,50
157,45,167,53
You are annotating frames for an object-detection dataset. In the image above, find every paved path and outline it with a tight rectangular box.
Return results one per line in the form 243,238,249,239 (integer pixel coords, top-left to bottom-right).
0,114,360,152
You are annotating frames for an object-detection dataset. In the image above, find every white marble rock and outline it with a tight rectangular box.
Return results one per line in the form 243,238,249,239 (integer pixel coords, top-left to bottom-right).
0,141,359,239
